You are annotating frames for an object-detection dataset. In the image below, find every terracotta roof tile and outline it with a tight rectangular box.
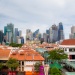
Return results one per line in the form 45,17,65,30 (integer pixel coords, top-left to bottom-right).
61,39,75,45
0,49,10,58
9,49,44,61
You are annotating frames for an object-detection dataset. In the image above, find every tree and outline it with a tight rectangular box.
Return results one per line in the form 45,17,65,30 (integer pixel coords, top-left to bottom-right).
9,43,23,47
0,63,3,70
34,62,42,72
6,58,19,71
50,67,62,75
48,49,68,61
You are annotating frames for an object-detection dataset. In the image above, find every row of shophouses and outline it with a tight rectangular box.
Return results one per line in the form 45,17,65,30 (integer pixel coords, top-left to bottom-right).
0,39,75,72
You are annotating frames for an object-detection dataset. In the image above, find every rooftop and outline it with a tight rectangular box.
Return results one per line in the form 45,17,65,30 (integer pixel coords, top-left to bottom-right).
61,39,75,45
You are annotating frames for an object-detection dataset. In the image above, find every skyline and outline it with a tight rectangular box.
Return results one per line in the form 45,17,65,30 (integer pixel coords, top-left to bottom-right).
0,0,75,39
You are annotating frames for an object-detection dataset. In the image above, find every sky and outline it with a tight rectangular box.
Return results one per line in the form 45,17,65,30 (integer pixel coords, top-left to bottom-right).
0,0,75,39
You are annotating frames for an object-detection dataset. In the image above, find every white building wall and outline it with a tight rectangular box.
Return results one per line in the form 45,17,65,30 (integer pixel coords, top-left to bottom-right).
59,45,75,62
24,67,32,71
19,61,44,71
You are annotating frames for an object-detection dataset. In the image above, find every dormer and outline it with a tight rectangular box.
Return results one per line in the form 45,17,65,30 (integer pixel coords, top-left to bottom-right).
11,51,17,55
18,50,24,55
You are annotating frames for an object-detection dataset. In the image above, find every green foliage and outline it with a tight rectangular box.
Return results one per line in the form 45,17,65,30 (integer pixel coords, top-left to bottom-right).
6,58,19,71
34,62,41,72
9,43,23,47
48,49,68,61
40,40,44,44
50,67,62,75
0,63,3,70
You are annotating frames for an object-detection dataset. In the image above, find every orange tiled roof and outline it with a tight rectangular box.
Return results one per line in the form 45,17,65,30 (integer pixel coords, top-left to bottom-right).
61,39,75,45
10,49,44,61
0,48,10,58
0,45,44,61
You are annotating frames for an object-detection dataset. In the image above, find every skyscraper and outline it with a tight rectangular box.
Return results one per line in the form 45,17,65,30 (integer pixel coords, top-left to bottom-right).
18,30,22,37
71,26,75,34
14,28,19,43
33,29,40,40
49,24,58,43
69,26,75,39
26,29,33,41
58,22,64,41
21,37,24,44
5,23,14,43
43,33,47,42
0,30,3,44
15,28,19,36
49,27,53,43
46,30,50,43
6,30,12,43
4,26,7,36
52,24,58,42
33,29,39,37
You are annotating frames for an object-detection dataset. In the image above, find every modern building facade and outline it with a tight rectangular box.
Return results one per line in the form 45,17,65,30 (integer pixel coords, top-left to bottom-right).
0,30,3,44
51,24,58,42
43,33,47,42
4,23,14,43
69,26,75,39
26,29,33,41
58,22,64,41
3,23,24,44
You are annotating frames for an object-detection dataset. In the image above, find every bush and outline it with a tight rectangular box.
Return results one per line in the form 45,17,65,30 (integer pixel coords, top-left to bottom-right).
50,67,62,75
34,62,41,72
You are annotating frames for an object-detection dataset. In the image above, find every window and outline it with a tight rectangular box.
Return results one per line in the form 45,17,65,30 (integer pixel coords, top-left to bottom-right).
65,48,67,51
19,67,21,71
69,49,72,52
69,48,75,52
71,55,75,59
22,61,24,65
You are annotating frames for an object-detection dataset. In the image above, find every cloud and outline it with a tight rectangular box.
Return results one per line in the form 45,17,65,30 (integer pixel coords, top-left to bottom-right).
0,0,75,39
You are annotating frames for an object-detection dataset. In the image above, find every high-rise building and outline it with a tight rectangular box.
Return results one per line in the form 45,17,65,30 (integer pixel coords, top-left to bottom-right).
14,28,19,43
43,33,47,42
33,29,39,37
69,34,74,39
6,30,12,43
49,27,53,43
15,28,19,36
6,23,14,43
0,30,3,44
33,29,40,40
46,30,50,43
3,23,24,44
46,30,50,34
71,26,75,34
52,24,58,42
58,22,64,41
21,37,24,44
4,26,7,36
69,26,75,39
49,24,58,43
18,30,22,37
26,29,33,41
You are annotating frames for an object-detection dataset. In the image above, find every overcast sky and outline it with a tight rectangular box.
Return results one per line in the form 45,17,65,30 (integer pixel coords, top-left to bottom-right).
0,0,75,39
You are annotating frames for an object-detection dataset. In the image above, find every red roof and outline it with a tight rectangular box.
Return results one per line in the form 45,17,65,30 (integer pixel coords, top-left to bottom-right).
61,39,75,45
10,49,44,61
